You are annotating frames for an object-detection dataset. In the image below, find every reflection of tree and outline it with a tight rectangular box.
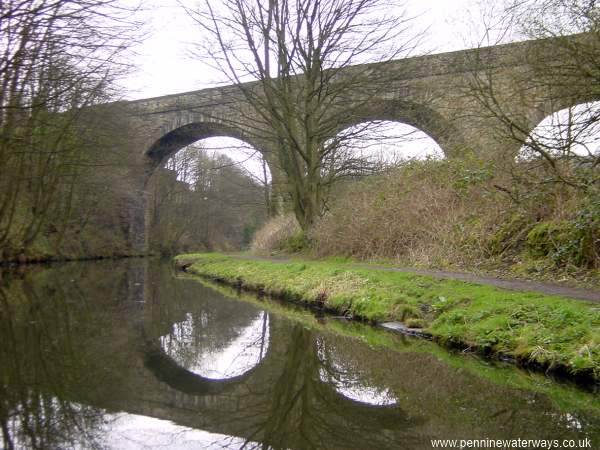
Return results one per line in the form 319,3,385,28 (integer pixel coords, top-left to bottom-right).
0,392,105,450
0,262,143,449
145,264,268,352
256,325,420,450
0,284,107,449
144,266,274,380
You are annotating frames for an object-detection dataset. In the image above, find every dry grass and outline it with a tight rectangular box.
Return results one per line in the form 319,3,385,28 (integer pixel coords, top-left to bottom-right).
250,213,301,254
310,158,494,266
246,156,597,277
309,156,597,273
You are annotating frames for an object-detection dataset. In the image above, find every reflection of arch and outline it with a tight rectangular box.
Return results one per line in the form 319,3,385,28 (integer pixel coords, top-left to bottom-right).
146,121,268,169
142,314,406,416
316,337,397,406
142,305,273,395
254,325,420,449
160,311,270,380
332,99,468,157
143,340,262,396
141,314,422,448
313,374,410,425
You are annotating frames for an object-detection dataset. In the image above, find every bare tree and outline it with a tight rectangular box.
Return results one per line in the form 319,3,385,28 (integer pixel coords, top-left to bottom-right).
181,139,275,215
461,0,600,191
150,145,267,254
0,0,141,260
185,0,422,230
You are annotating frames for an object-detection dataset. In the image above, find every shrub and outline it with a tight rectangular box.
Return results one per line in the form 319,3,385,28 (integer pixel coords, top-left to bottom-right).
309,157,499,267
280,230,309,253
487,214,533,257
527,215,599,269
250,214,301,254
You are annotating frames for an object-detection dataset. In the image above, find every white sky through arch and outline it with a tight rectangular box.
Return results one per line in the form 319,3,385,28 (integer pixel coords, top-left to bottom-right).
165,122,444,181
165,137,272,184
521,102,600,159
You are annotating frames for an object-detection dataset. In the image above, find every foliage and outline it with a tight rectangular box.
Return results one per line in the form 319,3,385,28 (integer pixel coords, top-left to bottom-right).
178,252,600,380
488,214,533,256
526,209,599,269
280,230,310,253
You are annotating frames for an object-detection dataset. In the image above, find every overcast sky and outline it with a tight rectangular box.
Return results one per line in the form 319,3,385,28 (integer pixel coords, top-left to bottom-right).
121,0,493,100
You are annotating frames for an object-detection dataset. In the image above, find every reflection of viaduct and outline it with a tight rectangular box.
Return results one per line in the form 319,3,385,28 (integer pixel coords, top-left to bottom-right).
1,261,422,449
138,317,421,449
121,32,600,252
94,268,598,449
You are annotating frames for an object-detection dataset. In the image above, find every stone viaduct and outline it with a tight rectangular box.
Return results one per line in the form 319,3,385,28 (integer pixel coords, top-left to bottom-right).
119,33,600,253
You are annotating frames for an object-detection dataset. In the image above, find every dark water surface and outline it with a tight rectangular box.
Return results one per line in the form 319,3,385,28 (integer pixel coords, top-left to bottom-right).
1,259,599,449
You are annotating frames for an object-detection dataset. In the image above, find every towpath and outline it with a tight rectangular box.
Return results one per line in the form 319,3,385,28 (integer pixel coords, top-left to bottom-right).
227,254,600,302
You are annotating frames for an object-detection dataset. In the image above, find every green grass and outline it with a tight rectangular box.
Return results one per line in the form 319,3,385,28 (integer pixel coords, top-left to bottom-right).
176,252,600,381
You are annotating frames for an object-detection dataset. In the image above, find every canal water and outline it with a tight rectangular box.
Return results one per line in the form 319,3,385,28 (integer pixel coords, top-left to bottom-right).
0,259,598,449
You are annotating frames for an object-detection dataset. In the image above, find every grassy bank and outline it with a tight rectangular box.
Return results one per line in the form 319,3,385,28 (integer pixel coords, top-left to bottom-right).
177,252,600,383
